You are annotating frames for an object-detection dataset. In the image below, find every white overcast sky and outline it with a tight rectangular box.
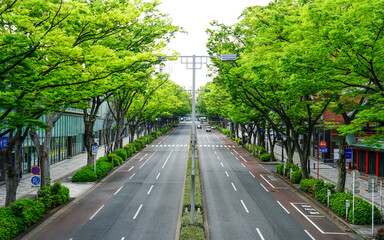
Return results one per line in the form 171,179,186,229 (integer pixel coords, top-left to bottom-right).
157,0,271,90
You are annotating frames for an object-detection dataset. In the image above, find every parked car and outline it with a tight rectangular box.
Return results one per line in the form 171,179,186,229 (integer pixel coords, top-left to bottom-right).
197,124,202,129
206,126,211,132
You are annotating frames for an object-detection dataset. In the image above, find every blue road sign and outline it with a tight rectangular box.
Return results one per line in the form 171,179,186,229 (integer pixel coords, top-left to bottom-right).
31,176,40,185
0,137,8,150
92,145,98,152
346,149,352,159
319,148,328,153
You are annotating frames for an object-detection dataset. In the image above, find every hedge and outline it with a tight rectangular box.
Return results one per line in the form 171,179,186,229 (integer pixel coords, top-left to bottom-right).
71,124,172,182
0,182,70,240
300,178,382,224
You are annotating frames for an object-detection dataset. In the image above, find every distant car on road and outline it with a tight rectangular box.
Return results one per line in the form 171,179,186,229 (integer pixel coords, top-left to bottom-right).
197,125,202,129
206,126,211,132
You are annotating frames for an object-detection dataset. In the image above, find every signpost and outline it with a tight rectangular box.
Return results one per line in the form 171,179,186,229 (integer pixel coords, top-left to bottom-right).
352,170,360,224
31,176,40,185
317,140,328,178
346,149,352,163
92,145,98,175
0,136,8,150
369,176,378,237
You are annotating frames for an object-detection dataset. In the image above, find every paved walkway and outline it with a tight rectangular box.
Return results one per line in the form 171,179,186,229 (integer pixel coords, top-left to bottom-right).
0,137,132,207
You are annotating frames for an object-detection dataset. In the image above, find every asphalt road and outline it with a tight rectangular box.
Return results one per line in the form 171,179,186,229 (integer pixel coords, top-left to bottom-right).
24,123,190,240
197,124,354,240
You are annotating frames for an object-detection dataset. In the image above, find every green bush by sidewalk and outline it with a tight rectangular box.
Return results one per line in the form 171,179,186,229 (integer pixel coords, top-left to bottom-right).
0,182,70,240
300,178,381,224
71,125,173,182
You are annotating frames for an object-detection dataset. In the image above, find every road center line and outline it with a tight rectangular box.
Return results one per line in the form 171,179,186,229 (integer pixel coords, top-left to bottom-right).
90,205,104,220
114,186,123,195
249,171,255,178
156,172,161,179
304,230,316,240
220,162,224,167
225,171,229,177
162,150,174,169
128,166,134,172
129,173,135,180
256,228,265,240
277,201,290,214
147,185,154,195
240,200,249,213
133,204,143,219
231,182,237,191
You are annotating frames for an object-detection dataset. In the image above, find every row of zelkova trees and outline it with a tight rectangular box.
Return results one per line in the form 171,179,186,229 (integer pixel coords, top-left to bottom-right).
0,0,191,206
199,0,384,193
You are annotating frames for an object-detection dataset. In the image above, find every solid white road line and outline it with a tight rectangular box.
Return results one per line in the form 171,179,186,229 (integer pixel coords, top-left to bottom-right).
260,183,269,192
240,200,249,213
162,150,174,169
260,174,275,188
156,172,161,180
220,162,224,167
249,171,255,178
256,228,265,240
128,166,134,171
90,205,104,220
277,201,290,214
225,171,229,177
147,185,154,195
114,186,123,195
304,230,316,240
231,182,237,191
133,204,143,219
129,173,135,180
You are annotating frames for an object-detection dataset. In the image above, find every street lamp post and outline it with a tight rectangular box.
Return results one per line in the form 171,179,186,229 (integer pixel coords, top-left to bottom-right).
160,53,236,224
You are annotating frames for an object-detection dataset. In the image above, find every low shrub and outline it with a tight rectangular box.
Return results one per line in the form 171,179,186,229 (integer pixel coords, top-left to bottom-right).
276,163,284,175
96,160,114,178
38,182,69,209
113,149,127,162
108,153,123,167
290,170,302,184
10,199,45,227
301,178,382,224
260,153,271,162
0,206,26,240
71,165,97,182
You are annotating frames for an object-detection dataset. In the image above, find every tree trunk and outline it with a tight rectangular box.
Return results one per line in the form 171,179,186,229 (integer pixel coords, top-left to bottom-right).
336,135,347,192
4,130,24,206
83,114,96,166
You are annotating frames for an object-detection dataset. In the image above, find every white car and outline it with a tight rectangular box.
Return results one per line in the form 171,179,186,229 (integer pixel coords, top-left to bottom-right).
206,126,211,132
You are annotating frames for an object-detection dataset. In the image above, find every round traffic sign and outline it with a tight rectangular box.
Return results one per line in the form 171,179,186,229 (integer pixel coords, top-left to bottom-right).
31,166,40,175
31,176,40,185
320,141,327,148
